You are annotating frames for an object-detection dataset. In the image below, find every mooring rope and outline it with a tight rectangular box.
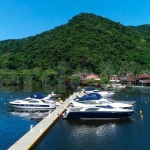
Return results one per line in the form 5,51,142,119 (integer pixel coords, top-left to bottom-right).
134,111,140,116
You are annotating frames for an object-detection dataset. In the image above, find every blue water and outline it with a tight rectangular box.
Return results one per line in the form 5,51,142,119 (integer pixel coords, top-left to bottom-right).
0,86,72,150
1,86,150,150
0,91,41,150
34,88,150,150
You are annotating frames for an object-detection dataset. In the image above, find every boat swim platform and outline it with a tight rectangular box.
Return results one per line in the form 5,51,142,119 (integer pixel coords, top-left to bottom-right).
8,92,78,150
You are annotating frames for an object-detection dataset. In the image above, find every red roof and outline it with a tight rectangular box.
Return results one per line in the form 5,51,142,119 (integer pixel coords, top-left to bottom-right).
138,74,150,80
82,74,100,80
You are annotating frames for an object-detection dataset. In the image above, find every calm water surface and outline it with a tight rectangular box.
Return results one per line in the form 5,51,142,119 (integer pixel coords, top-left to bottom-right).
0,86,150,150
34,87,150,150
0,86,72,150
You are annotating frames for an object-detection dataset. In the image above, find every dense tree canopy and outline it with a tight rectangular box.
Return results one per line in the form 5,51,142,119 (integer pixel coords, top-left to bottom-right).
0,13,150,80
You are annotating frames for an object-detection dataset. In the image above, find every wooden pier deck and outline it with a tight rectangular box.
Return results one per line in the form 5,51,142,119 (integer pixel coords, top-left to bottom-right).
8,92,78,150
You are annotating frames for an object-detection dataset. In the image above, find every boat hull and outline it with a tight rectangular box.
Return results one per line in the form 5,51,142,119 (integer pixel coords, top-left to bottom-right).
9,103,55,109
64,110,134,119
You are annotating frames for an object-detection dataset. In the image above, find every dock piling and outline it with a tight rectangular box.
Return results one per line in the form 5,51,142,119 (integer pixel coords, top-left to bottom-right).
30,125,33,132
40,125,43,132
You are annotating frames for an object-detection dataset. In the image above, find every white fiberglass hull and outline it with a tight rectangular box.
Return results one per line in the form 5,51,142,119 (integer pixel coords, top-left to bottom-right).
71,100,133,109
99,92,115,98
9,104,55,109
9,101,56,109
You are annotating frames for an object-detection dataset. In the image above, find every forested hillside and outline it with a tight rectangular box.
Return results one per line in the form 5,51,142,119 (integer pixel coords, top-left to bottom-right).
0,13,150,78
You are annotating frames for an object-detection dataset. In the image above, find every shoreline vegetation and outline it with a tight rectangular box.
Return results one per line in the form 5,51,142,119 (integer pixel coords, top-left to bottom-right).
0,68,149,89
0,69,110,92
1,13,150,89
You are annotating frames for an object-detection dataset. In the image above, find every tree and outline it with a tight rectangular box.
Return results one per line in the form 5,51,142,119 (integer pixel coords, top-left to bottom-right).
100,77,110,84
85,79,95,86
70,75,81,91
41,69,58,86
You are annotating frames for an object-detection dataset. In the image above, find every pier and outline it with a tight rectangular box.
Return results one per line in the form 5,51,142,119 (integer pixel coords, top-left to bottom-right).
8,92,78,150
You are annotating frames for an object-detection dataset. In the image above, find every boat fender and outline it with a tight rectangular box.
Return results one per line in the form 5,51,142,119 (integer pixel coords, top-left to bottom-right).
58,114,62,118
60,100,63,103
140,110,143,118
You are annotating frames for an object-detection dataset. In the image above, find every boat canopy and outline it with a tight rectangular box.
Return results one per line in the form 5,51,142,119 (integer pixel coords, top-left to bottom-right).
30,93,46,99
84,86,97,91
87,93,102,98
76,93,102,101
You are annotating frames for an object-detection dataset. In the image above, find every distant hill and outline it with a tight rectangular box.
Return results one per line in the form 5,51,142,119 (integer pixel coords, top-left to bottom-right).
131,24,150,37
0,13,150,75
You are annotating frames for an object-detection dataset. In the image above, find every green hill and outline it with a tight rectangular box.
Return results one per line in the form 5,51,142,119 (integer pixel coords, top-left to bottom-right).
0,12,150,75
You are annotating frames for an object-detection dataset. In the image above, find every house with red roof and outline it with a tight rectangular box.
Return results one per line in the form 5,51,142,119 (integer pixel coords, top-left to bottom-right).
77,73,100,86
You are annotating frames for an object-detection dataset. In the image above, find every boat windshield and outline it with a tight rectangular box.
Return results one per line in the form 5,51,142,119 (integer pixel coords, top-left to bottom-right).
28,100,40,103
101,101,109,104
84,86,97,91
96,105,114,109
23,99,31,101
41,100,46,103
77,94,102,101
86,108,99,111
108,100,114,103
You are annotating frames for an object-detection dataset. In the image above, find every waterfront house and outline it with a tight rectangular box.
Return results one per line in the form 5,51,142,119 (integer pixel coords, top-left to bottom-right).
109,75,121,83
137,74,150,86
124,73,150,86
79,73,100,86
124,73,136,85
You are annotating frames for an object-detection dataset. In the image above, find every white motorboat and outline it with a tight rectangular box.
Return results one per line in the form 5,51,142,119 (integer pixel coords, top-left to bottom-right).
63,105,134,119
9,92,62,109
82,86,115,98
74,93,133,109
9,99,56,109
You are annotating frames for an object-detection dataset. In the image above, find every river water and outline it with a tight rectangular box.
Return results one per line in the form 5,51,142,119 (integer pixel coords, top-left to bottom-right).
0,85,72,150
0,86,150,150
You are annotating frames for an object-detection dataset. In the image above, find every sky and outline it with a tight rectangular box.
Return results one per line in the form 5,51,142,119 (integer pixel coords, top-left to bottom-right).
0,0,150,41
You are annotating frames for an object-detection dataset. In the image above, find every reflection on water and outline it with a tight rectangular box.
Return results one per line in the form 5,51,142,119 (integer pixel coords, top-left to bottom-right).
65,118,133,127
10,108,53,120
34,87,150,150
2,86,150,150
33,117,135,150
62,118,134,142
0,86,72,150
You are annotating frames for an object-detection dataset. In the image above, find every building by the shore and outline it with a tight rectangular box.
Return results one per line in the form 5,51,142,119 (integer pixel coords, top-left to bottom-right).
125,73,150,86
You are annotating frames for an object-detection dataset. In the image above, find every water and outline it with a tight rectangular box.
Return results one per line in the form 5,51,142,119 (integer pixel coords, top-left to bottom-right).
0,86,150,150
33,87,150,150
0,86,72,150
0,92,39,149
